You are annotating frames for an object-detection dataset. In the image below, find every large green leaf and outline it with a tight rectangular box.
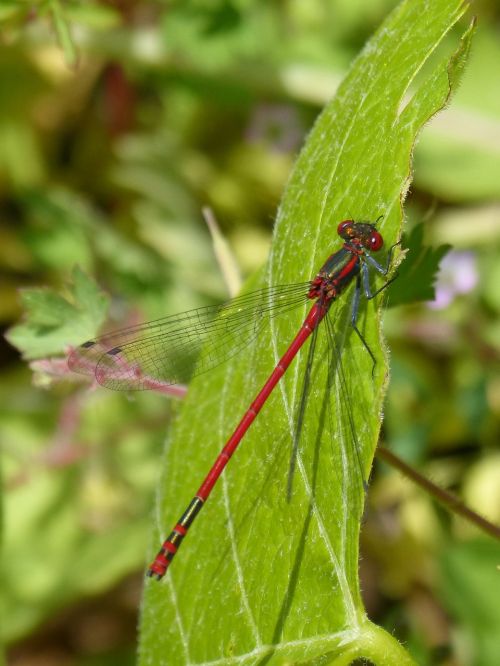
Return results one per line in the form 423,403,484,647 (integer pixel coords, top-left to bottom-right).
139,1,474,664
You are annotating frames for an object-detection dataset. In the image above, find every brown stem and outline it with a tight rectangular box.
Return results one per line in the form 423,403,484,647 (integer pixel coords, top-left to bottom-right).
376,445,500,541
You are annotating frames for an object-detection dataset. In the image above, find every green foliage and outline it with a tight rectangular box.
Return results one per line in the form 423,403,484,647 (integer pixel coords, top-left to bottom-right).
440,539,500,665
1,385,167,642
6,266,109,359
3,0,499,664
138,1,474,664
47,0,78,68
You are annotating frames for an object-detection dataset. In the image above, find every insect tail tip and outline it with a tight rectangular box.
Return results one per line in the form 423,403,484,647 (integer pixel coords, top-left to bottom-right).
146,569,163,581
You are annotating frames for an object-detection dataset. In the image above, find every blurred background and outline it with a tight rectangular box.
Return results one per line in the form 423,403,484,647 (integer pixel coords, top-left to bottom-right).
1,1,500,665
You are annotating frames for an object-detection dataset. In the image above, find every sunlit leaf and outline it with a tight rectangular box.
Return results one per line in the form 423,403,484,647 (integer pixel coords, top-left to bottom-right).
139,1,474,664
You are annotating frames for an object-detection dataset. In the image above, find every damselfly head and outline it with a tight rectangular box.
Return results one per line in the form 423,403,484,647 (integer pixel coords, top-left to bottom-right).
337,219,384,252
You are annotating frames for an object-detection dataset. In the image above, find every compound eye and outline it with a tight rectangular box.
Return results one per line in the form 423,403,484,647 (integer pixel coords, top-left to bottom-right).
369,231,383,251
337,220,353,237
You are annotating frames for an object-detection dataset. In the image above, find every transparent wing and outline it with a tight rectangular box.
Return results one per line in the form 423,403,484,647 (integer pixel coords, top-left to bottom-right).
68,282,310,391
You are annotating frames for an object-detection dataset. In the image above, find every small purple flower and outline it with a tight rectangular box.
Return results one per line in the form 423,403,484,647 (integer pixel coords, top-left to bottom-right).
429,250,478,309
246,104,303,152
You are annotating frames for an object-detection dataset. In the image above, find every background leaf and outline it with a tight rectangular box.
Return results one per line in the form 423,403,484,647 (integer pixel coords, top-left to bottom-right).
48,0,79,69
439,539,500,666
139,1,474,664
6,267,109,359
388,224,451,306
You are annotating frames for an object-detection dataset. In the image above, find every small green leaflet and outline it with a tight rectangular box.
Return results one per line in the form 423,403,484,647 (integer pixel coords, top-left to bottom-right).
7,266,109,360
388,224,452,307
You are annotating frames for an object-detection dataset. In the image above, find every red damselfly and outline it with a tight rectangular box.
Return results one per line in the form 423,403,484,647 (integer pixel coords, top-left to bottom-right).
68,219,398,580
